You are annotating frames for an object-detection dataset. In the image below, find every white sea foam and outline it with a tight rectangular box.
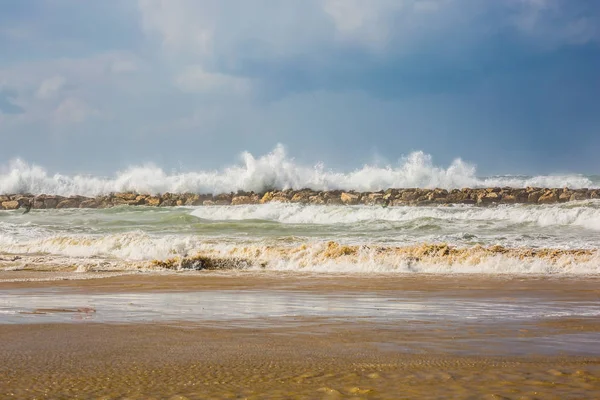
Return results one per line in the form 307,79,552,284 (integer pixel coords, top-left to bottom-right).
1,232,599,275
1,145,597,196
0,232,202,261
190,201,600,231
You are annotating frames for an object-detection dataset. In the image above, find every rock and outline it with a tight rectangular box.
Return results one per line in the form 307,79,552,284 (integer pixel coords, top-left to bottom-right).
33,197,46,209
501,194,517,203
383,188,398,199
214,193,232,202
428,189,448,201
527,191,543,203
309,195,326,205
231,195,258,205
2,200,19,210
160,199,177,207
180,194,198,206
591,190,600,199
363,192,384,205
260,192,274,204
538,191,559,204
202,200,215,206
271,195,290,203
56,198,80,208
291,191,312,203
400,190,420,201
558,191,572,203
327,196,344,205
477,192,501,204
115,192,138,201
79,199,99,208
570,191,589,201
145,197,161,207
340,192,360,205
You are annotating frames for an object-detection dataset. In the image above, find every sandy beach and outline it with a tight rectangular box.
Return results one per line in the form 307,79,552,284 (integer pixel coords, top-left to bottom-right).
2,273,599,399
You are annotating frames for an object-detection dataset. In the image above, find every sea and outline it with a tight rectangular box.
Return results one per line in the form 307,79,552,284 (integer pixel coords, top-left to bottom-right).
1,147,600,276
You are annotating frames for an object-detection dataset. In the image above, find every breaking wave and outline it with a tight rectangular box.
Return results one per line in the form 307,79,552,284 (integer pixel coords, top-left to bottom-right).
1,145,597,196
190,201,600,232
1,233,599,275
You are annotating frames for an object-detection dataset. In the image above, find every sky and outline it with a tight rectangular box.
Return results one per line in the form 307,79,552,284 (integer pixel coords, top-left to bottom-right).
0,0,599,175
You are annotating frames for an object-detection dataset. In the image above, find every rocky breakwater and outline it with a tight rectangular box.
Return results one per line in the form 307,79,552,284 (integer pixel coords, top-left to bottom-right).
1,187,599,210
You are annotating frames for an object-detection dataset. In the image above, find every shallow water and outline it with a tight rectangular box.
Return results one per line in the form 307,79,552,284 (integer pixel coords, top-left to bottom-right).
2,289,599,325
2,201,600,274
2,286,599,357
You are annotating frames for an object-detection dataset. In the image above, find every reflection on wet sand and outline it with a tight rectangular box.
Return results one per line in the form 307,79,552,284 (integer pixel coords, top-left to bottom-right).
1,273,600,398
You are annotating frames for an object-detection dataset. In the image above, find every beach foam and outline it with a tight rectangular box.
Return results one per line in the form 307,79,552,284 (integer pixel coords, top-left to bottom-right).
1,234,599,275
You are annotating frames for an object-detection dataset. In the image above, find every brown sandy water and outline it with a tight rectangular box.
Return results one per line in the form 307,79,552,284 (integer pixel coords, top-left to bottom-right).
1,272,600,399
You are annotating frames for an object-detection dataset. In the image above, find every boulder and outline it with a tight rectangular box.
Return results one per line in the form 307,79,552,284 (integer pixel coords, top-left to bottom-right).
291,192,311,203
231,195,258,205
309,195,326,205
538,191,558,204
327,196,344,205
115,192,138,201
56,198,80,208
570,191,589,201
500,194,517,204
79,199,99,208
558,191,572,203
477,192,501,204
363,193,384,205
270,196,290,203
260,192,274,204
527,191,543,203
340,192,360,205
2,200,19,210
145,197,161,207
33,196,46,209
400,190,420,201
160,199,177,207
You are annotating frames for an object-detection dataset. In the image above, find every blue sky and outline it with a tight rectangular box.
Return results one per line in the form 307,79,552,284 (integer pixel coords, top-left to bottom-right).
0,0,599,175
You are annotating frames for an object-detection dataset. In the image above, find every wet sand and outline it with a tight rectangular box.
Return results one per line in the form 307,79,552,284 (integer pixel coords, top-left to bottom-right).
1,273,600,399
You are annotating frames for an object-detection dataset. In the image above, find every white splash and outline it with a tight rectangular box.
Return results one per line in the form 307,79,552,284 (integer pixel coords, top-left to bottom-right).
0,144,596,196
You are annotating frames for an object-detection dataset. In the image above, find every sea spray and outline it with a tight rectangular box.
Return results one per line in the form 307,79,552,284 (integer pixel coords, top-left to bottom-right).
1,145,597,196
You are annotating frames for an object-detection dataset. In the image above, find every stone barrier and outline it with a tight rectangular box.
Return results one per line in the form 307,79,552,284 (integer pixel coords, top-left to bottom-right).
1,187,599,210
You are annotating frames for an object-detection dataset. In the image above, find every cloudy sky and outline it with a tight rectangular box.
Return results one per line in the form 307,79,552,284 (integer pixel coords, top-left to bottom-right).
0,0,599,175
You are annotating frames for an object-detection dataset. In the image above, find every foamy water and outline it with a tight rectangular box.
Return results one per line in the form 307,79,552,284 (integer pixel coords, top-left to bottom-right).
1,201,600,275
1,145,598,196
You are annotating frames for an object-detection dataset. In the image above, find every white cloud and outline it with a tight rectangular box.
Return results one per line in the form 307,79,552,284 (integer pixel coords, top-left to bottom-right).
138,0,600,66
110,59,138,73
54,98,98,124
175,66,251,94
35,76,66,99
512,0,600,47
138,0,215,57
323,0,405,49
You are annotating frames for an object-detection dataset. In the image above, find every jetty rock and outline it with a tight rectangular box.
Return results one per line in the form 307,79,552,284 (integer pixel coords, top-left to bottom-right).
0,188,599,210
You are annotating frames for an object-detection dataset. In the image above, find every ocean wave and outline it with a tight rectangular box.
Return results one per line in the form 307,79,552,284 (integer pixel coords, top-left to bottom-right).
1,145,597,196
190,201,600,231
1,235,599,275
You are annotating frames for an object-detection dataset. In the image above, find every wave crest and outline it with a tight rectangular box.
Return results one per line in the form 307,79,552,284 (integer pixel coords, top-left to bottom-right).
1,145,597,196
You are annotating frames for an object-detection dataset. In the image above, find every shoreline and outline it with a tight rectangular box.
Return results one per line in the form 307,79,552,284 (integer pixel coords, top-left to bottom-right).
2,274,600,398
2,187,600,210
